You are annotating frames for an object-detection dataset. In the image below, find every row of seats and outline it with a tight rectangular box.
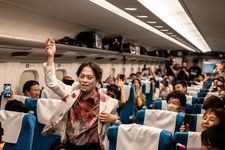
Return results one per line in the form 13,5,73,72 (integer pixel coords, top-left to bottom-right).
136,109,202,132
154,100,205,114
107,108,203,150
0,111,35,150
107,124,201,150
0,97,61,150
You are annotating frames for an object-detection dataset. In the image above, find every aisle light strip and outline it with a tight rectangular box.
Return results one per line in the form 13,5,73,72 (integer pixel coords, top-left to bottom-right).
88,0,196,52
137,0,211,53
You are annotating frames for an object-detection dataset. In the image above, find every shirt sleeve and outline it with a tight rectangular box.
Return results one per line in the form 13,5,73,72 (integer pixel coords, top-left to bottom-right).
43,62,70,98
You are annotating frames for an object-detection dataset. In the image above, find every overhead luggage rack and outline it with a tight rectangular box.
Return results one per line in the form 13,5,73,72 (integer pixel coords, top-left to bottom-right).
0,35,168,63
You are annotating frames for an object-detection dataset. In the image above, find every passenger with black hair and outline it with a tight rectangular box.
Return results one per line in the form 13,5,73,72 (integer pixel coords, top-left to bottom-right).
159,77,173,99
5,100,26,113
189,58,202,81
129,73,137,81
201,108,225,131
106,79,126,114
201,125,225,150
180,107,225,132
173,80,187,94
166,90,186,112
203,95,225,110
22,80,40,99
132,78,146,112
177,62,189,81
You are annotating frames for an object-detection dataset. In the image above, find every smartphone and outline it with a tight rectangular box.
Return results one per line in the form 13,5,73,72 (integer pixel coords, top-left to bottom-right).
3,84,11,98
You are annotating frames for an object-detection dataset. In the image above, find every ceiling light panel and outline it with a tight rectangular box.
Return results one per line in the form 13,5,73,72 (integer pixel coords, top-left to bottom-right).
147,21,157,24
137,15,148,18
88,0,196,52
137,0,211,53
124,8,137,11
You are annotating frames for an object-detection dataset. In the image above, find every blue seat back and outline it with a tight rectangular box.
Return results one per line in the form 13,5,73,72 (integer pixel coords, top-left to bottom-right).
120,86,134,124
197,92,207,97
3,113,36,150
184,114,203,132
196,97,205,104
154,100,167,110
185,103,194,114
193,104,204,114
153,100,194,114
136,110,185,132
107,125,173,150
173,132,202,149
25,98,59,150
145,81,153,108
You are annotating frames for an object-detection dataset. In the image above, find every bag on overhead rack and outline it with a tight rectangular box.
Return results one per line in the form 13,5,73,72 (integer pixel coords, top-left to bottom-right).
75,31,102,49
102,36,123,52
55,36,76,45
140,46,148,55
123,43,136,54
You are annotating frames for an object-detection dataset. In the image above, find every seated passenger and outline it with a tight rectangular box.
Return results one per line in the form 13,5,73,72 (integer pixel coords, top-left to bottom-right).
180,108,225,132
201,125,225,150
166,90,186,113
173,80,187,94
106,80,126,114
159,77,173,99
201,108,225,131
22,80,40,99
132,79,146,112
5,99,26,113
203,95,225,110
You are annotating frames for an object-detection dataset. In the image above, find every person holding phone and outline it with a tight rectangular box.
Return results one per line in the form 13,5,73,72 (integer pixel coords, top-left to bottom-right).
3,84,11,98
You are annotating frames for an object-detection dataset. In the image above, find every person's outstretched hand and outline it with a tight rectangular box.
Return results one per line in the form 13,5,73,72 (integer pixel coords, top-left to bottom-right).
45,37,56,57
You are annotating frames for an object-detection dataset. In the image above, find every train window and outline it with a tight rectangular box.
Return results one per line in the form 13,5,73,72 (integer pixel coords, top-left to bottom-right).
131,67,134,73
18,70,38,95
56,69,66,80
110,68,115,78
122,68,125,74
138,67,141,72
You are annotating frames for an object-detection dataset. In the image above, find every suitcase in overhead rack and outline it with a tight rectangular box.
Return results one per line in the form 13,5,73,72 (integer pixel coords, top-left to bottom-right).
75,31,102,49
123,43,136,54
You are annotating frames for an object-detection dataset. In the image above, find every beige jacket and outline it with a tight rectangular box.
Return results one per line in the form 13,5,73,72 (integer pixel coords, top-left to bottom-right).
41,63,119,149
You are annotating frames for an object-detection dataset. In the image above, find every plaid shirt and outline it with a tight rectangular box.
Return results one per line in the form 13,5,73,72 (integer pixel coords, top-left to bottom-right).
66,92,100,145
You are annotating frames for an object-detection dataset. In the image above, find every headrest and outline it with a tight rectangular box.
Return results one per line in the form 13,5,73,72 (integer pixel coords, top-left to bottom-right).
13,95,28,103
37,98,62,124
142,81,151,94
144,109,178,132
0,110,25,143
117,124,162,150
124,85,131,100
187,132,201,149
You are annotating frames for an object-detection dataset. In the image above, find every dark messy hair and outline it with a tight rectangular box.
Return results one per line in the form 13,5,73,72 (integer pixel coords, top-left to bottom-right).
23,80,39,95
173,80,187,89
132,78,142,87
166,90,186,107
5,100,26,113
201,125,225,150
203,95,225,110
76,62,102,82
